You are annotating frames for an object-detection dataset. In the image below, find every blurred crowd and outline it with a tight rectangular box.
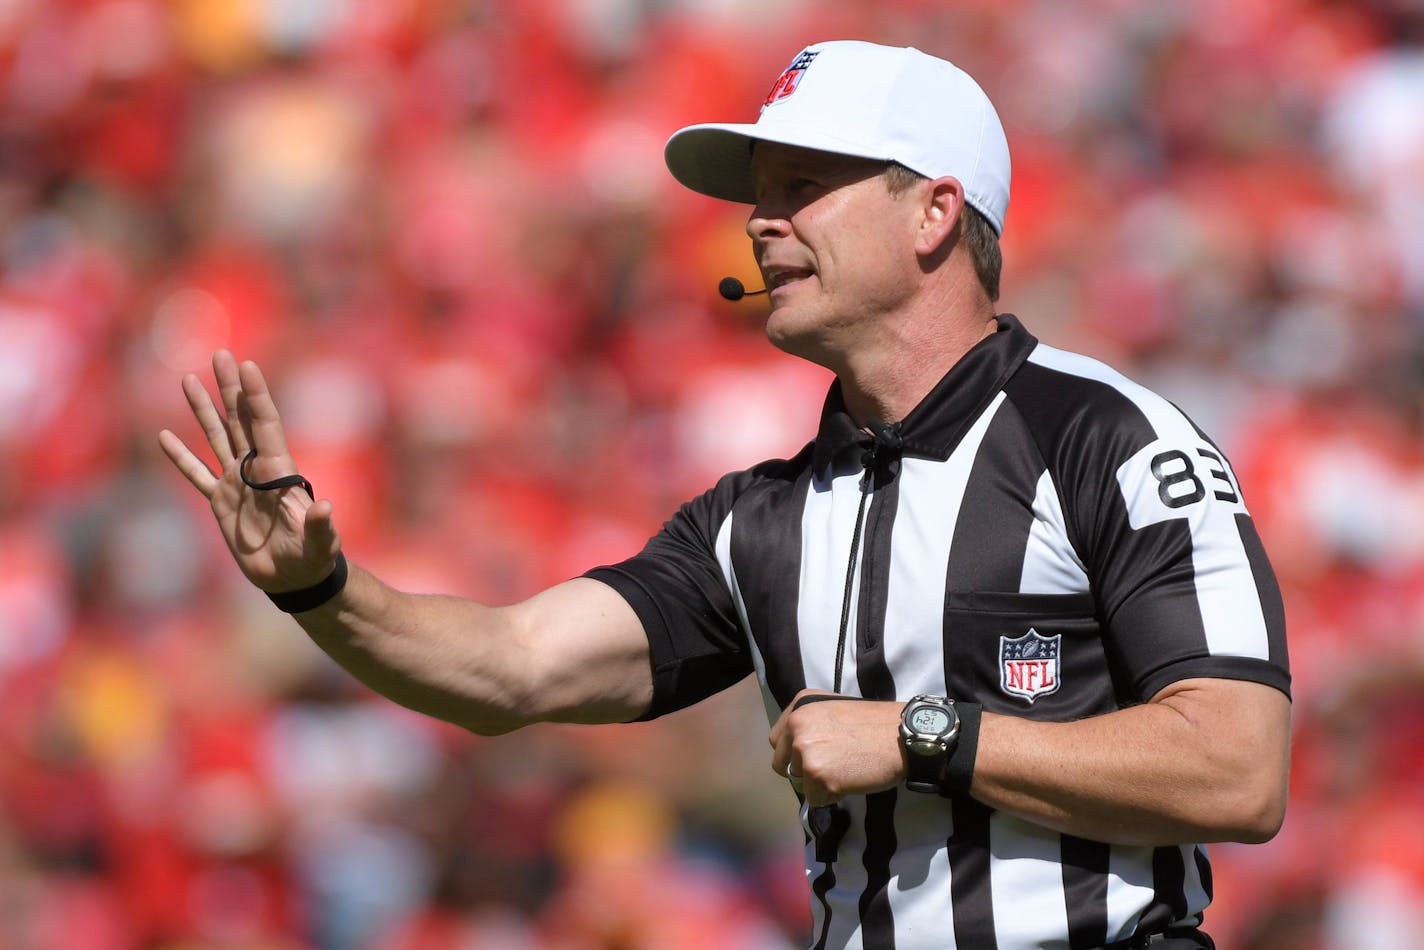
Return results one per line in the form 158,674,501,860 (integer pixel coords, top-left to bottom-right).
2,0,1423,947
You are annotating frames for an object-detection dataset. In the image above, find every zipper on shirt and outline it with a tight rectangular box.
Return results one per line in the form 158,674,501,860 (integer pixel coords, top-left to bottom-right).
831,418,903,693
809,417,905,906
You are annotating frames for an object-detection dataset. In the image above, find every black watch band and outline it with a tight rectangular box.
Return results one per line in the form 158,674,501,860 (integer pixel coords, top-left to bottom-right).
941,702,982,797
904,748,948,793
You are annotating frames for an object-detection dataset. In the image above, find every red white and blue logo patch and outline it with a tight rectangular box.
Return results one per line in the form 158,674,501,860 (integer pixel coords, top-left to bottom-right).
999,629,1061,703
762,50,820,109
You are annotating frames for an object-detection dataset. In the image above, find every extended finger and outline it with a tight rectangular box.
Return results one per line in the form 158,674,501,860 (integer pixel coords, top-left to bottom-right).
181,373,236,467
213,350,253,456
158,429,219,498
237,359,295,462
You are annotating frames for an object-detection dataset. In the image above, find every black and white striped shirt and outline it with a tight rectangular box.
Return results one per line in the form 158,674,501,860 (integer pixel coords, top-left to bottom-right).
588,314,1289,950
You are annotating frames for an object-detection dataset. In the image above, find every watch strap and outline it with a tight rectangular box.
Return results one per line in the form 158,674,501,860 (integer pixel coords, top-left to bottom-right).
904,744,947,793
942,701,982,797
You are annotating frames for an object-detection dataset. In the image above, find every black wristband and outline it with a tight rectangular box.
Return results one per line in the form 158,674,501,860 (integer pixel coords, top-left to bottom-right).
265,553,348,613
942,701,982,797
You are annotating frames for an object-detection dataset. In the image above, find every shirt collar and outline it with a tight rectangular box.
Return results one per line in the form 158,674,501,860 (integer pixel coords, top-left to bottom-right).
811,313,1038,478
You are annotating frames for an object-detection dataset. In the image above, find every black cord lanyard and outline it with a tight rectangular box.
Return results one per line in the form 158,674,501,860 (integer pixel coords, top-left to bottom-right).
808,419,904,891
831,418,903,693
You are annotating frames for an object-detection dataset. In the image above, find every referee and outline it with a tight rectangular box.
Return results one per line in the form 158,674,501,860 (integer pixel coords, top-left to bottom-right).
160,40,1290,950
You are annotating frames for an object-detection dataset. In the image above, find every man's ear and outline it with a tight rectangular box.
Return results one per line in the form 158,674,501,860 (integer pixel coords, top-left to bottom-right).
915,177,966,258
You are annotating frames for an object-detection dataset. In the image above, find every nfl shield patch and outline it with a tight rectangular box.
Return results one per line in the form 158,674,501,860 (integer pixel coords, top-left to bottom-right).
999,629,1061,703
762,50,820,109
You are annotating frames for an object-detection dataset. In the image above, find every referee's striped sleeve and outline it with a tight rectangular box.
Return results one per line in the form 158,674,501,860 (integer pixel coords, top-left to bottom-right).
1010,346,1289,701
584,465,771,719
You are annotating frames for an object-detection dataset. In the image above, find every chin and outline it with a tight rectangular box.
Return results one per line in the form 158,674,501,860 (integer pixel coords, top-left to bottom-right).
763,307,804,351
765,314,834,367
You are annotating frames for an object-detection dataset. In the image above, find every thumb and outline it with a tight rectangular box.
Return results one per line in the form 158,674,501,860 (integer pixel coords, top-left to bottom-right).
303,499,342,563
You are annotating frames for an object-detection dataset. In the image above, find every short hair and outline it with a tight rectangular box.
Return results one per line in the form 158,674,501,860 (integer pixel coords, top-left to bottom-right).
883,161,1002,302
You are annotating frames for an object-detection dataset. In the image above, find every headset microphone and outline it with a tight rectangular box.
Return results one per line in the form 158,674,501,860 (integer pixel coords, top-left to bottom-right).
718,277,768,301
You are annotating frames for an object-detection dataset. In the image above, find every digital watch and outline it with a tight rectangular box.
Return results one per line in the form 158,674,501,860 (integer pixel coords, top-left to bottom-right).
898,695,962,793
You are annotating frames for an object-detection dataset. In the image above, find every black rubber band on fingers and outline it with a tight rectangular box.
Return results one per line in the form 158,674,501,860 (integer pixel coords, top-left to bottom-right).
240,448,314,499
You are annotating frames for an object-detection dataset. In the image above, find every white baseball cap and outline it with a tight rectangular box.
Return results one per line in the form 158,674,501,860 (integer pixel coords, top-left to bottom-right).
665,40,1012,234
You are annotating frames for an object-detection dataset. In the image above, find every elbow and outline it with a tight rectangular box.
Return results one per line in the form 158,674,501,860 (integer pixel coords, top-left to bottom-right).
1156,679,1292,845
453,694,537,737
460,710,534,737
1230,781,1288,844
460,717,512,737
1203,764,1288,844
1221,730,1291,844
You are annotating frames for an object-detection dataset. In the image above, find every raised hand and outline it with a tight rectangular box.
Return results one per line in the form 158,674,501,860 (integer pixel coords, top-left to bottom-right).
158,350,342,594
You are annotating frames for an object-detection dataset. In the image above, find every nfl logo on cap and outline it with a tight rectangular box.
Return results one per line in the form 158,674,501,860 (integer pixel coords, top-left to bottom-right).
763,50,820,107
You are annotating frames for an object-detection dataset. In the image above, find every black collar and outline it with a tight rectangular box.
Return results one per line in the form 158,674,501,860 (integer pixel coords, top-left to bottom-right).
810,314,1038,479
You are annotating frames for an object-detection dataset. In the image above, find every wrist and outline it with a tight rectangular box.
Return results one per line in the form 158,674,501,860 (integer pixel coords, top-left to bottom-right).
265,554,348,613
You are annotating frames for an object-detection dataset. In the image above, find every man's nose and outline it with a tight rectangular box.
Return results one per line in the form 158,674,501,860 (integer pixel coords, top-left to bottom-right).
746,205,791,241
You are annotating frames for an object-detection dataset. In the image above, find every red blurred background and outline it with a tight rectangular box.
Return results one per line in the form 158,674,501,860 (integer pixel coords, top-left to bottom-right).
2,1,1423,947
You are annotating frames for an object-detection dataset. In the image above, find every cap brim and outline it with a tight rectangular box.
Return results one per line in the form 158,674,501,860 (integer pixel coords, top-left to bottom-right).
664,122,898,204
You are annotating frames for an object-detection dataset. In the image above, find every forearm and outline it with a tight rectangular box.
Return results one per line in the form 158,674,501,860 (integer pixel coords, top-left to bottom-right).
289,567,653,735
968,680,1291,846
291,564,536,734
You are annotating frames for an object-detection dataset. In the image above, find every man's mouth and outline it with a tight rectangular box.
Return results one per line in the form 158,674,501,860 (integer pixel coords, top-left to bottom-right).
766,267,816,292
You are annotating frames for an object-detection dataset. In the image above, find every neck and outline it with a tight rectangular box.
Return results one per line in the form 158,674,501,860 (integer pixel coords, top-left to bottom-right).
838,305,999,426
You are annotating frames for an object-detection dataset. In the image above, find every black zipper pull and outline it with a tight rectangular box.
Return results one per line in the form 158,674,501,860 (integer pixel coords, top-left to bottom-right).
865,417,904,455
860,417,903,487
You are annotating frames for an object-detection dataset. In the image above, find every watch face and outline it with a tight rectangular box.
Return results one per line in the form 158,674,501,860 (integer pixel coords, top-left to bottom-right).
911,707,951,735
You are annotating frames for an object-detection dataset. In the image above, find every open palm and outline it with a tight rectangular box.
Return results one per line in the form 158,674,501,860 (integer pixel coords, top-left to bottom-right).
158,350,342,593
